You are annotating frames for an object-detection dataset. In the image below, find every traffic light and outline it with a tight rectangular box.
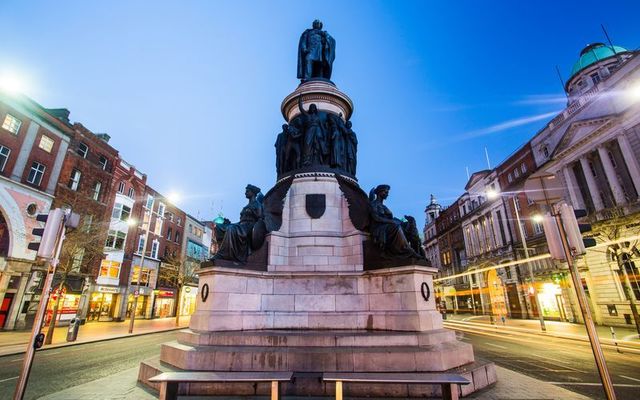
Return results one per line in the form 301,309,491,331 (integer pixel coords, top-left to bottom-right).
27,208,65,259
559,203,597,255
540,213,565,260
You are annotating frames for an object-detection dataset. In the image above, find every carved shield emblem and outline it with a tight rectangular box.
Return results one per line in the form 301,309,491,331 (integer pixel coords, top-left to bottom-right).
305,194,326,219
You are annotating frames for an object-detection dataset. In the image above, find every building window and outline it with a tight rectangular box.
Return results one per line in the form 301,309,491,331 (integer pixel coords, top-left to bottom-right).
589,161,597,177
151,239,159,259
111,203,131,221
515,197,521,211
77,142,89,158
158,202,166,218
608,151,617,168
145,194,154,210
92,181,102,201
118,181,125,193
166,227,173,241
68,169,82,191
542,146,549,158
521,163,527,174
98,155,108,170
527,195,535,205
533,220,544,235
105,230,126,250
71,248,85,272
508,173,513,183
177,217,182,226
2,114,22,134
175,231,181,243
27,162,45,185
99,260,121,279
38,135,54,153
513,168,520,178
0,146,10,172
128,187,135,199
590,72,601,85
137,235,145,254
131,266,151,286
166,212,174,222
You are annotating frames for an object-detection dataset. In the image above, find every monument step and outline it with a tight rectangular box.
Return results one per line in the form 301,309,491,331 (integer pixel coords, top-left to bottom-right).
160,339,473,373
178,328,456,347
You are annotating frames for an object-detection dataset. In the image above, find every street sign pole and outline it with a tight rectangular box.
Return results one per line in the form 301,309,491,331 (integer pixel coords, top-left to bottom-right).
554,210,617,400
13,220,66,400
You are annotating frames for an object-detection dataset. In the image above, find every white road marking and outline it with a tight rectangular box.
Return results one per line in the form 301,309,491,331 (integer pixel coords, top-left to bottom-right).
547,382,640,388
0,376,18,383
9,357,23,363
621,334,639,341
39,351,61,356
484,342,507,349
620,375,640,383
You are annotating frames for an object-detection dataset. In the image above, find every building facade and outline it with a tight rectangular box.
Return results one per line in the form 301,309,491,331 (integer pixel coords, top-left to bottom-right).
0,91,72,329
430,42,640,329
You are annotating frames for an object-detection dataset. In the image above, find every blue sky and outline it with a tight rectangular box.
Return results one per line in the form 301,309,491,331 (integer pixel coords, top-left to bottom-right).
1,0,639,227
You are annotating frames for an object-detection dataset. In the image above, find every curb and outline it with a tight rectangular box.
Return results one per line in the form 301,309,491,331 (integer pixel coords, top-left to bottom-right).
0,326,187,357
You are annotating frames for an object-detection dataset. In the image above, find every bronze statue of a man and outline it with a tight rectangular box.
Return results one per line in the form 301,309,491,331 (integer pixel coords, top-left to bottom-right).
297,20,336,81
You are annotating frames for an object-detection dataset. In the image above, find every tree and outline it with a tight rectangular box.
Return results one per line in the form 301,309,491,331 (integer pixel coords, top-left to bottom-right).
44,197,109,345
603,224,640,335
157,253,199,326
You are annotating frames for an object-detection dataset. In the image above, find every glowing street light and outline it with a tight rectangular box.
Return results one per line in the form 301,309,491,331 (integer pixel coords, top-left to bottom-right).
167,192,181,205
0,71,27,94
531,214,544,224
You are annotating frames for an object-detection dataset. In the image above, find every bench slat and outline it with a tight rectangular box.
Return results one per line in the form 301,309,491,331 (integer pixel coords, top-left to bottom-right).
323,372,469,385
149,371,293,383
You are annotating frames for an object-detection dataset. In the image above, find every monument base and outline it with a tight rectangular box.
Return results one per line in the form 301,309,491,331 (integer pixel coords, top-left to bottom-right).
138,329,495,398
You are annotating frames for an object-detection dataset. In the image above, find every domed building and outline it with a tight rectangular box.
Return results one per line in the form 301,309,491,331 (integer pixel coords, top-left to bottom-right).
565,42,633,101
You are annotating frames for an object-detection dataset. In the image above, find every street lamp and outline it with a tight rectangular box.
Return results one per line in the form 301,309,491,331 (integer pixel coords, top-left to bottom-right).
487,189,547,331
127,211,151,334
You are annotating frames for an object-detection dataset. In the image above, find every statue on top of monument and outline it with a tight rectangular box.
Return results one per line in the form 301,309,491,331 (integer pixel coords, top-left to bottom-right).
297,19,336,82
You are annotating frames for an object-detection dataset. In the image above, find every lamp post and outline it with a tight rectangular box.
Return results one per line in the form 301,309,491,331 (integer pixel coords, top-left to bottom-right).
487,189,546,331
127,208,151,334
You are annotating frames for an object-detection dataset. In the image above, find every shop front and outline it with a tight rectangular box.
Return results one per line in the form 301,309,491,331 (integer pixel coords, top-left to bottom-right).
126,286,153,319
179,285,198,316
45,288,80,326
87,286,121,322
536,281,568,321
152,289,176,318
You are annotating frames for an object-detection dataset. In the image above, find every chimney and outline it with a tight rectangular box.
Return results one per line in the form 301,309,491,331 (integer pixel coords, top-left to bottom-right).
45,108,71,123
95,133,111,143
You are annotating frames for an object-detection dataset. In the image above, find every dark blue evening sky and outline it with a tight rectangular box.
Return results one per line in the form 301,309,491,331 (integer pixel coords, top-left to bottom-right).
1,1,639,227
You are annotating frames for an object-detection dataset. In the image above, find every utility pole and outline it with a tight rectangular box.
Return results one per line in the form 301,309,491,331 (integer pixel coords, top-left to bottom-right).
14,210,68,400
512,196,546,331
129,202,152,334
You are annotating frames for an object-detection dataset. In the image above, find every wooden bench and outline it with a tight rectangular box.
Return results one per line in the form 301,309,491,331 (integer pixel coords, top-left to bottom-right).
148,371,293,400
323,372,470,400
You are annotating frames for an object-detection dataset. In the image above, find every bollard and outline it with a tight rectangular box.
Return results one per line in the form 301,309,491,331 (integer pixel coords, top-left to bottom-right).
610,327,622,354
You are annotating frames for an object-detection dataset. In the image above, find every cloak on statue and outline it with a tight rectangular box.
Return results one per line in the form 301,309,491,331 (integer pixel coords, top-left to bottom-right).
297,28,336,81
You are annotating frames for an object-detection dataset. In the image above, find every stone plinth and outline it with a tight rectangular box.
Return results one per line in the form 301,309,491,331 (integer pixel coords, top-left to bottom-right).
190,265,441,332
268,173,366,273
281,80,354,122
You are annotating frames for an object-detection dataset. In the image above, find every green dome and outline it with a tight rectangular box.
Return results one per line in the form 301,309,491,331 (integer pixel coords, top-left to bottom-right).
213,214,225,224
570,43,628,79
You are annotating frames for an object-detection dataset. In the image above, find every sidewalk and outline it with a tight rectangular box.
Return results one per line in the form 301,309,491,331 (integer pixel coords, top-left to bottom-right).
38,364,590,400
0,316,190,356
444,313,640,342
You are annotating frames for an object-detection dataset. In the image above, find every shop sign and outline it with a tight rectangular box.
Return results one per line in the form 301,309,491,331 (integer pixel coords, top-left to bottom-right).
156,289,175,298
97,286,120,294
